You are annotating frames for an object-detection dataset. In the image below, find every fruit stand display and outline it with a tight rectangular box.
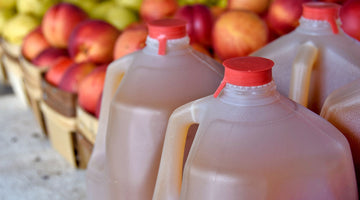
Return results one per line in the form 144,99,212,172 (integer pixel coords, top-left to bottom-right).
1,38,29,107
40,71,78,166
0,0,359,174
0,43,7,84
20,56,48,134
76,106,98,169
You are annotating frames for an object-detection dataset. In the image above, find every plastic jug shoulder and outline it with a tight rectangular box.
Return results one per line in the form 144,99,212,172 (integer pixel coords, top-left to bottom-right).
251,2,360,113
153,57,358,200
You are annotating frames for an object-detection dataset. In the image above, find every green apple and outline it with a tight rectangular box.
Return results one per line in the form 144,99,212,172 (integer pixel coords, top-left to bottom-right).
62,0,100,15
105,6,138,30
90,1,117,19
75,1,97,16
180,0,211,6
115,0,143,11
0,9,16,36
2,14,40,45
177,0,187,6
16,0,60,18
0,0,16,10
216,0,227,8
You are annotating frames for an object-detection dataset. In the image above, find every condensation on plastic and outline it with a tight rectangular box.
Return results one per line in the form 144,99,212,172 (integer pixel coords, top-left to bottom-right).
321,78,360,186
153,80,358,200
86,32,224,200
251,3,360,114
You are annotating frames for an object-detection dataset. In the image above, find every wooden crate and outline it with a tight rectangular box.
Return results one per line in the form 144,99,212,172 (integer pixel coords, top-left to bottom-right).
0,37,21,58
75,130,94,169
75,106,98,169
40,101,77,167
20,55,47,88
76,106,98,144
20,56,48,135
0,38,29,107
40,76,78,167
41,74,77,117
1,54,29,107
0,45,8,84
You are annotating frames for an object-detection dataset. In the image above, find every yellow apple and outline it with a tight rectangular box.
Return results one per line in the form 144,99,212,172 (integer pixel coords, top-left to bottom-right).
2,14,40,45
16,0,60,18
115,0,143,11
104,6,138,30
0,9,16,36
0,0,16,10
90,1,117,19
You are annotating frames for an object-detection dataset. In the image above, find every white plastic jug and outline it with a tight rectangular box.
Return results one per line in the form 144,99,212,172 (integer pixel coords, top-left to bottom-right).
251,2,360,114
321,78,360,186
153,57,358,200
86,19,224,200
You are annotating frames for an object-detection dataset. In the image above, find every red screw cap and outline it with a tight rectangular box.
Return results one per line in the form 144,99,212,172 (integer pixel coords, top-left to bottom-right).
147,19,187,55
302,2,341,34
213,57,274,98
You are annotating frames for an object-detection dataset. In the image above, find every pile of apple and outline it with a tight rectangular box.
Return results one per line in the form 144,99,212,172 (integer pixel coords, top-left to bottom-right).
173,0,360,62
19,0,171,118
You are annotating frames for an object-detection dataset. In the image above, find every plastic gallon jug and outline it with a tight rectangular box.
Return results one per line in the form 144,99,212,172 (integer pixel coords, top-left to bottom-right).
321,78,360,185
251,2,360,114
86,19,224,200
153,57,358,200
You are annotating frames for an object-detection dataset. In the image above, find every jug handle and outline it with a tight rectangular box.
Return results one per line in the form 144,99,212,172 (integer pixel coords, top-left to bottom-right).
97,55,133,135
153,100,202,200
289,41,318,107
88,55,133,172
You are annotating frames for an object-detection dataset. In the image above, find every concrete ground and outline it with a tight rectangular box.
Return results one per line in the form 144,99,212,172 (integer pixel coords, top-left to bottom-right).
0,84,86,200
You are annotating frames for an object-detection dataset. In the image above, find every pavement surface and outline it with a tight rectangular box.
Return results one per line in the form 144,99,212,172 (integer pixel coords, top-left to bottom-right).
0,84,86,200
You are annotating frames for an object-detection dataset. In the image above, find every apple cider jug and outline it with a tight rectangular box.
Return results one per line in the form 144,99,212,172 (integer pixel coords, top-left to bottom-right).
86,19,224,200
251,2,360,114
320,78,360,187
153,57,358,200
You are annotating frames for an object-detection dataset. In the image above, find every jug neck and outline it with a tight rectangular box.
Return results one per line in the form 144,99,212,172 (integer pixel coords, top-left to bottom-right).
218,81,280,106
143,36,190,55
296,17,340,35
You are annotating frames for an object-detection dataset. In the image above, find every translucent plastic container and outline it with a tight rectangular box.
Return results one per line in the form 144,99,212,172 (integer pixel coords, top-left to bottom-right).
86,19,224,200
321,78,360,185
153,57,358,200
251,2,360,114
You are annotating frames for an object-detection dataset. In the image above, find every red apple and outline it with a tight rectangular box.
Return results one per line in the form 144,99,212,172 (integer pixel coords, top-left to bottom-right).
32,47,69,68
58,62,97,93
228,0,270,14
78,64,108,115
45,56,74,86
340,0,360,41
212,10,268,61
260,11,281,42
113,24,148,60
191,43,212,57
320,0,347,4
42,3,88,48
174,4,214,47
210,6,226,19
266,0,312,35
140,0,178,22
95,91,102,119
68,19,120,64
21,26,50,61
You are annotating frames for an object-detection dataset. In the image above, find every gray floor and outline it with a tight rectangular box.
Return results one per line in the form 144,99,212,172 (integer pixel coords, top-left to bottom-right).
0,83,86,200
